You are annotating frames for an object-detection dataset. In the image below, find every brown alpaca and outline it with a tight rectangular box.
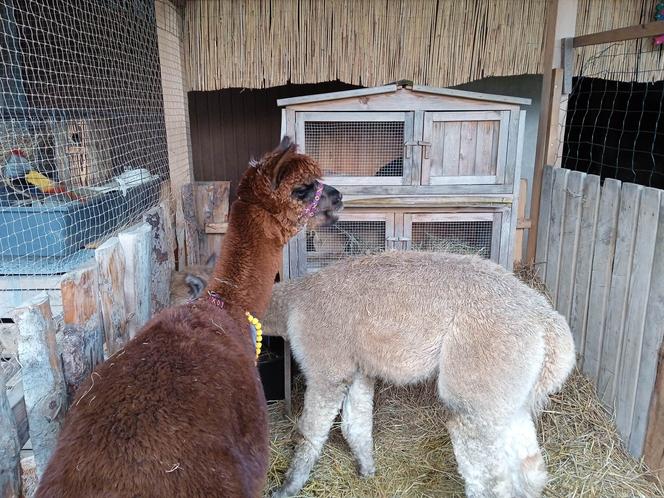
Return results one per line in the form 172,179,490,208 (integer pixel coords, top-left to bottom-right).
35,137,342,498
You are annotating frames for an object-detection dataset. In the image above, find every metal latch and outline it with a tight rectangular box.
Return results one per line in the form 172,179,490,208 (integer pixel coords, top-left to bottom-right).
417,140,432,159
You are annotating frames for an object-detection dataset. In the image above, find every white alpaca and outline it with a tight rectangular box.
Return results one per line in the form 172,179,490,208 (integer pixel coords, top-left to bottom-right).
263,250,575,498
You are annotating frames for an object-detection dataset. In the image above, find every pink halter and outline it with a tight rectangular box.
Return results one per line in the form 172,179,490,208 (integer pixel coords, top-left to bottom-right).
298,182,324,224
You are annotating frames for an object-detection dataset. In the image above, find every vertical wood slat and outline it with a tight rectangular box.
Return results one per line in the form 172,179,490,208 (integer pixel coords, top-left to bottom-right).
442,122,461,176
569,174,600,366
597,183,643,407
638,198,664,461
475,121,495,176
118,223,153,340
556,170,585,320
582,178,621,381
95,237,128,355
534,165,555,279
458,121,477,176
0,373,21,498
613,188,661,446
544,167,569,306
13,294,67,478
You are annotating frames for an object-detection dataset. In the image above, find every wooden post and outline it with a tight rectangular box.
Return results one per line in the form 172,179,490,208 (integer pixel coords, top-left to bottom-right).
13,294,67,477
527,0,577,264
118,223,153,339
514,179,529,265
95,237,128,355
181,182,201,266
0,373,21,498
143,201,176,313
181,181,230,266
60,263,105,403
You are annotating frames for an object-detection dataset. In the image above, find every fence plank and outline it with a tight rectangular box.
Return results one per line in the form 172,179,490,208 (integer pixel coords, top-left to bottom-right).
570,174,600,367
119,223,153,339
556,170,585,320
634,196,664,459
598,183,642,407
0,373,21,498
13,294,67,477
535,165,554,278
614,188,660,444
544,168,569,306
95,237,128,355
583,178,621,381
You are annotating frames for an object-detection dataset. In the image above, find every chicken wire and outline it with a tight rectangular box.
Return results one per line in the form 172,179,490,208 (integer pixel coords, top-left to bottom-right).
0,0,168,277
411,220,493,258
304,121,404,177
306,221,387,271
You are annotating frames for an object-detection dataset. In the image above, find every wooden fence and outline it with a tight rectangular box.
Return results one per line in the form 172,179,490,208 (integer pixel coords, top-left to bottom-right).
535,165,664,466
0,201,175,495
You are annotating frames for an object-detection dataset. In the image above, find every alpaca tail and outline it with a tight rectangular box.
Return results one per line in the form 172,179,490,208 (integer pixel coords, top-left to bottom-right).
531,311,575,412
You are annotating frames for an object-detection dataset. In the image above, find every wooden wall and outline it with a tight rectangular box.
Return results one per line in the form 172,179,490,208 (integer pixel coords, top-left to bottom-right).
188,81,359,200
535,165,664,464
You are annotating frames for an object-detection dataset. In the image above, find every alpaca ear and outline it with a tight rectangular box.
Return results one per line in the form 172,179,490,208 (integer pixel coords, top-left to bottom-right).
270,136,296,189
185,274,207,299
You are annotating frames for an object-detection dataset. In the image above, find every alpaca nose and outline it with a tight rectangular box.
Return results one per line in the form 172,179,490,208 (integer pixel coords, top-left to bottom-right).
323,184,343,208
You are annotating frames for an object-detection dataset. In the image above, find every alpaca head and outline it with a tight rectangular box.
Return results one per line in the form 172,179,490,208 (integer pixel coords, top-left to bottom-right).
236,136,343,237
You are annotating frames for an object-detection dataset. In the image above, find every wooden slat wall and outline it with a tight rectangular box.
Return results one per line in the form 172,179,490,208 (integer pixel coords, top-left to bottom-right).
188,81,359,200
536,165,664,461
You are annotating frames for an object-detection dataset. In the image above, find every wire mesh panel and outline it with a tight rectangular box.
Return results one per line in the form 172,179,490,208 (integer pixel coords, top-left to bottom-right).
0,0,168,276
304,121,404,177
411,220,493,258
556,41,664,188
306,220,387,271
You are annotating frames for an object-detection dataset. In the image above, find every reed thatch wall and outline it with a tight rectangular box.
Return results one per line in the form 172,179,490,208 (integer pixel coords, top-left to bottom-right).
184,0,663,91
574,0,664,82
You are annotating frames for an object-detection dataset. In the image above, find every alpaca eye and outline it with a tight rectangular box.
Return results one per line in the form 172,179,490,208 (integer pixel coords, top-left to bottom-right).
292,183,314,201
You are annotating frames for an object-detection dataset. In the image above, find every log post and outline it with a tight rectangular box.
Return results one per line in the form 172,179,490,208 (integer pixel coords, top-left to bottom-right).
118,222,153,339
60,262,105,403
0,372,21,498
143,201,176,313
13,294,67,477
95,237,128,355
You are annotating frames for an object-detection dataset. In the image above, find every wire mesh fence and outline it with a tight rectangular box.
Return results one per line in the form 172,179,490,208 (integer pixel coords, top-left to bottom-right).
0,0,168,277
557,40,664,188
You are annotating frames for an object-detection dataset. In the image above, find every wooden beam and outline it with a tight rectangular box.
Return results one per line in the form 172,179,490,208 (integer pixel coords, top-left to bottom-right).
143,201,176,313
527,0,577,264
204,222,229,234
573,21,664,48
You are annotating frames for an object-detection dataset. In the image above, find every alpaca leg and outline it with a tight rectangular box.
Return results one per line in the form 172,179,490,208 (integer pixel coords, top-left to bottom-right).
340,373,375,477
272,381,347,498
446,411,546,498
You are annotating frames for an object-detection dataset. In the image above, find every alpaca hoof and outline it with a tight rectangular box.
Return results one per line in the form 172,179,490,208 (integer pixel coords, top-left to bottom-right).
271,488,292,498
359,464,376,478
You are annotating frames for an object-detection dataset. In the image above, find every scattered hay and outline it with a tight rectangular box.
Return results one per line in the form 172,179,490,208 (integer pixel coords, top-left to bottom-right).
513,261,552,304
266,371,664,497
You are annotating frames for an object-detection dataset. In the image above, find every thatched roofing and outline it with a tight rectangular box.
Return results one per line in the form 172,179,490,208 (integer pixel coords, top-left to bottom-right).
184,0,663,91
